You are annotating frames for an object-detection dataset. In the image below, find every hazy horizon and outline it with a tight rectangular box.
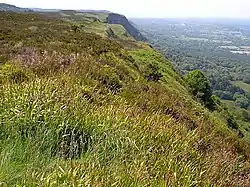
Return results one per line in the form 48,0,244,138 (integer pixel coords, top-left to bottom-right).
2,0,250,18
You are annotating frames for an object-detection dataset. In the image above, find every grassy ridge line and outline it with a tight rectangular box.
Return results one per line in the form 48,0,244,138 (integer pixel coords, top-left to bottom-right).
0,12,249,186
38,11,134,40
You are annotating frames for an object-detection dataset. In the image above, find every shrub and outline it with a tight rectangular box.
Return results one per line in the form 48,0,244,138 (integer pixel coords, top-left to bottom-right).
235,96,249,109
0,63,29,83
242,110,250,122
227,118,239,130
243,76,250,84
145,63,163,82
213,90,234,100
185,70,214,109
99,65,122,93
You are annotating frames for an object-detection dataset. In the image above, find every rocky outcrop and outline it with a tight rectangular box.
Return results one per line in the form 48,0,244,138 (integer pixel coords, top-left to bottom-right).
107,13,147,41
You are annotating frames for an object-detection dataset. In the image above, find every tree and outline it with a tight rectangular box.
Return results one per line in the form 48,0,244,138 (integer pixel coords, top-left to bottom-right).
213,90,233,100
185,70,214,109
243,76,250,84
235,96,249,109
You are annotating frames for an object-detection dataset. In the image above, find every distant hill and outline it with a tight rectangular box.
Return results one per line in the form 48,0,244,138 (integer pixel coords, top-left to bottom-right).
79,10,111,13
0,3,32,12
1,4,109,14
32,8,111,13
31,8,60,12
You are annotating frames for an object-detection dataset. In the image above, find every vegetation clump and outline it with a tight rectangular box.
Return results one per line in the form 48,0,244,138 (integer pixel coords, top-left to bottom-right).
185,70,215,109
0,63,29,83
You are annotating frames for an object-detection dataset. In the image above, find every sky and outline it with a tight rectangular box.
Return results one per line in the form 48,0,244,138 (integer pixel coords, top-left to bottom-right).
2,0,250,18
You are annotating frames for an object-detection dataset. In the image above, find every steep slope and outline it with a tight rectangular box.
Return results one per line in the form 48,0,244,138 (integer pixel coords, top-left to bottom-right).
0,12,250,186
108,13,147,41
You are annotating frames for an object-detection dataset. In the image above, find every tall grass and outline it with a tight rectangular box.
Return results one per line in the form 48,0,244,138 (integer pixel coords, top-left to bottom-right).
0,63,248,186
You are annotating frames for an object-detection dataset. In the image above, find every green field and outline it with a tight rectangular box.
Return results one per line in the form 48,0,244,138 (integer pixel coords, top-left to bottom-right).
232,81,250,93
222,99,235,108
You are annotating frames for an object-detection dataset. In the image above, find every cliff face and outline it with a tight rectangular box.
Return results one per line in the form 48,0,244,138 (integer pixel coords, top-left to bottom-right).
107,13,147,41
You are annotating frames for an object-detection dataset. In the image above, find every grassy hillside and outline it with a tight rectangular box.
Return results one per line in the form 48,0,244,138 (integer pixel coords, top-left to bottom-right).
37,10,134,40
0,12,250,186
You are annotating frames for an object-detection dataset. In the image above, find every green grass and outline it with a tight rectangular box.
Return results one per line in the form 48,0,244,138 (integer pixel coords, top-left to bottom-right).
0,79,201,185
0,66,246,186
0,11,250,186
109,24,132,39
232,81,250,93
222,99,235,108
